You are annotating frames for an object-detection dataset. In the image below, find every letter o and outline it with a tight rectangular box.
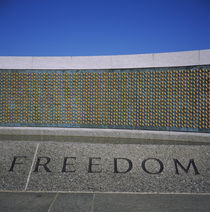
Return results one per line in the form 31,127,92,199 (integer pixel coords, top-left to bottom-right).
142,158,164,174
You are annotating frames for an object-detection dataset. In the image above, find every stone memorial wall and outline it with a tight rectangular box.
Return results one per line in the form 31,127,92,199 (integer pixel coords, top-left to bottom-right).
0,65,209,132
0,50,209,196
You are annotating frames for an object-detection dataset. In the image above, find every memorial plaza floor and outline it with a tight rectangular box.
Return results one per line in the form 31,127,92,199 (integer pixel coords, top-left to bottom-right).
0,134,209,211
0,192,209,212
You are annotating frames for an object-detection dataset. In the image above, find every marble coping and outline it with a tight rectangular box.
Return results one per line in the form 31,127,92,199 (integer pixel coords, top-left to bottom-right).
0,49,209,70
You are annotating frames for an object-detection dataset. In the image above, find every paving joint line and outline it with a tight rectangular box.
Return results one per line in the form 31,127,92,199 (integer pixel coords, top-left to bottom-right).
91,193,95,212
0,190,210,195
48,192,59,212
24,143,39,191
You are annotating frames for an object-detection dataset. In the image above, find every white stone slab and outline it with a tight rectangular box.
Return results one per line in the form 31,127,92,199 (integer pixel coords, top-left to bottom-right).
0,50,209,70
111,53,154,69
200,49,210,65
32,57,72,69
70,55,112,69
0,57,33,69
153,50,199,67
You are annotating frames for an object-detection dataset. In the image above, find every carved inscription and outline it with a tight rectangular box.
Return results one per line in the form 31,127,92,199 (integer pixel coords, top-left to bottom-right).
9,156,200,175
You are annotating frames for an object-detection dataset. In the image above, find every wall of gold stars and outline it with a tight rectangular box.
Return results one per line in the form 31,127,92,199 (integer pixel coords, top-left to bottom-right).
0,66,209,132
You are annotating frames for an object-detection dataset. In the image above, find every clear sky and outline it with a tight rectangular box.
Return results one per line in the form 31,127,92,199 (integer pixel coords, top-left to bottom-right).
0,0,210,56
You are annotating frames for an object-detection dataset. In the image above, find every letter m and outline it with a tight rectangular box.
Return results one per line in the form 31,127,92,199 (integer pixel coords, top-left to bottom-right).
173,159,200,175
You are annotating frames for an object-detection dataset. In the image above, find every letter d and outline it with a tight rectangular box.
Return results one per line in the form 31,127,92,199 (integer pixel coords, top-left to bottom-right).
114,158,133,173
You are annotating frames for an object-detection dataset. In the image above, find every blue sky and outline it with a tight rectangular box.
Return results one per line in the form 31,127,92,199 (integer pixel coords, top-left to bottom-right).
0,0,210,56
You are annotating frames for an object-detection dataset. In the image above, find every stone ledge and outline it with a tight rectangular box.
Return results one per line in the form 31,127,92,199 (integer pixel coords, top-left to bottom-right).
0,49,209,69
0,127,209,142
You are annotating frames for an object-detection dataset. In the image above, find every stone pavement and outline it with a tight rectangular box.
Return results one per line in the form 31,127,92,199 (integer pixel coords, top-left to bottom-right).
0,192,209,212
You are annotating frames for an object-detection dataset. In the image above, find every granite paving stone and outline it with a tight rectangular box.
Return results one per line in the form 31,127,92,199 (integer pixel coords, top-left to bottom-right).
0,192,55,212
93,193,210,212
50,193,93,212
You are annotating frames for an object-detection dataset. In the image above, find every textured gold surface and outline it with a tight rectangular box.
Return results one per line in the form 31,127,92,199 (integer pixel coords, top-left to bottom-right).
0,67,209,131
